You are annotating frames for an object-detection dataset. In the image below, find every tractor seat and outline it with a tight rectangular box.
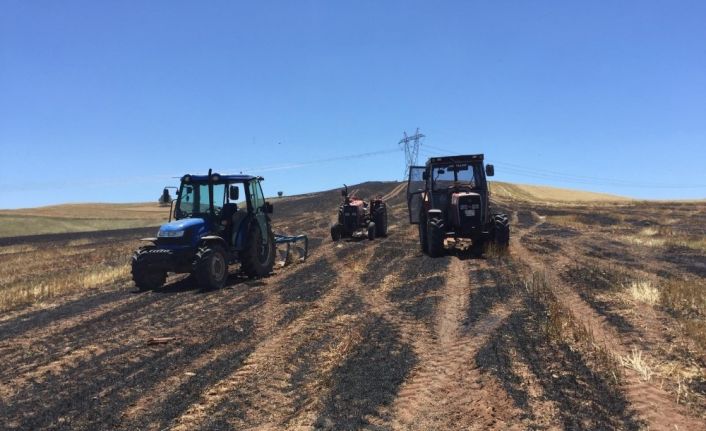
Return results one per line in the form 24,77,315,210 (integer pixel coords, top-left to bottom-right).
229,209,249,246
221,203,247,246
221,203,238,221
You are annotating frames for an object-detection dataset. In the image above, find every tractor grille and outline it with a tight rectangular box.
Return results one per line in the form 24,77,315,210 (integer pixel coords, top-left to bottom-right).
342,205,359,232
156,229,193,246
454,193,482,234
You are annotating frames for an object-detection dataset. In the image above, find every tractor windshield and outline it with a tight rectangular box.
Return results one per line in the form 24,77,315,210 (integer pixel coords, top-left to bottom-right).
431,163,482,191
175,182,225,218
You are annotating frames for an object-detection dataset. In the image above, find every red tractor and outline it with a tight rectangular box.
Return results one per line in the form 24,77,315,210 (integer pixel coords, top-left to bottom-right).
331,185,388,241
407,154,510,257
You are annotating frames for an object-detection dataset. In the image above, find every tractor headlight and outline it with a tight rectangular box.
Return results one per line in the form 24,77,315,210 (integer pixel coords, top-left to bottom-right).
158,229,185,238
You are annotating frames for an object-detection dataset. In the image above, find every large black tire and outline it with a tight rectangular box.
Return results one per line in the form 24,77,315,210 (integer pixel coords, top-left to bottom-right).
418,214,428,253
427,217,445,257
194,244,228,290
131,247,167,291
331,223,342,242
241,222,275,277
367,222,376,240
373,205,388,237
492,214,510,249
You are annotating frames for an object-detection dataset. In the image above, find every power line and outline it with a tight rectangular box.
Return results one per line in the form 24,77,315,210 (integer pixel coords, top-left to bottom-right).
398,128,425,179
419,144,706,189
2,148,402,192
230,148,400,174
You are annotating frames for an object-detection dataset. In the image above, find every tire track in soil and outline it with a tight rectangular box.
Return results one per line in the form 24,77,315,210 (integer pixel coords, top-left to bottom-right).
170,241,377,430
389,258,523,430
381,182,407,202
0,185,402,430
269,200,431,429
115,241,340,428
0,213,331,403
515,214,706,431
0,278,265,401
0,232,330,429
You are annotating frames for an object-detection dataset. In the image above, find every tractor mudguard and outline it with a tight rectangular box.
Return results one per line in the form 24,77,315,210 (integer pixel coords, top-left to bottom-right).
200,235,228,250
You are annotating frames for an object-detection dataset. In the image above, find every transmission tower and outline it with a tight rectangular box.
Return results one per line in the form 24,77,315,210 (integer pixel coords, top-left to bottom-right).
399,128,425,178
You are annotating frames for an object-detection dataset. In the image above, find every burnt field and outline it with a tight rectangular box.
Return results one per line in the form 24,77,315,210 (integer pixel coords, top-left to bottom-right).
1,183,705,430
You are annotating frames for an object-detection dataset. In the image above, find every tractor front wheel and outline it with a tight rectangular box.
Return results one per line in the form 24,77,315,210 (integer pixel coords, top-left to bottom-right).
331,223,342,242
427,217,445,257
131,248,166,291
194,244,228,290
367,222,377,240
241,222,275,277
373,206,388,237
418,214,428,253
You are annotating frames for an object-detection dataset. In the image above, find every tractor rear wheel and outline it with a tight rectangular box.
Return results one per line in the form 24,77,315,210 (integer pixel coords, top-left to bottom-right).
131,247,166,291
194,244,228,290
241,222,275,277
373,205,388,237
427,217,445,257
367,222,376,240
331,223,342,242
492,214,510,249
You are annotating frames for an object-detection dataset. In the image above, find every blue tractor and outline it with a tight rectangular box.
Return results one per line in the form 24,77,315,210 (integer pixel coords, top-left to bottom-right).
131,170,304,290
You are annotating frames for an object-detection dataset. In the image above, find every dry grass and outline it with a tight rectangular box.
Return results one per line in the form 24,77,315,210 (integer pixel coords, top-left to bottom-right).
483,242,510,260
545,214,586,230
622,235,666,247
661,279,706,352
626,280,660,306
0,202,167,238
668,237,706,253
640,226,676,237
622,225,706,252
619,348,653,381
0,215,161,238
619,348,705,406
0,240,137,311
490,182,630,202
0,244,38,255
662,279,706,319
0,202,169,219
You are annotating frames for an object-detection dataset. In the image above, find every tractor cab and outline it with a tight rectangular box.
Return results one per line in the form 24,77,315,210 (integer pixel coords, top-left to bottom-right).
169,172,272,252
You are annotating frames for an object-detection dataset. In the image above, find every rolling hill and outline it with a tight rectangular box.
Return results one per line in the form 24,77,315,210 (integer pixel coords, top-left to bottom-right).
0,181,630,238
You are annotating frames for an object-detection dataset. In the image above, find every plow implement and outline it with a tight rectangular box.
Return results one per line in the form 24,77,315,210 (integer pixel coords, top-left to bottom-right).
274,233,308,266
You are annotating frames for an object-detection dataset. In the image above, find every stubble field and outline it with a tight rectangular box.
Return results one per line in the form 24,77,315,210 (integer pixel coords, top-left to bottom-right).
1,181,705,430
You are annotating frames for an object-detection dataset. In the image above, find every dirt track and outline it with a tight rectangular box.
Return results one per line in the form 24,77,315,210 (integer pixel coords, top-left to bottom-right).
1,182,705,430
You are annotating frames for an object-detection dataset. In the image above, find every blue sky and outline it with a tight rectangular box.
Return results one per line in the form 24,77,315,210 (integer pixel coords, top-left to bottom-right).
1,0,705,208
